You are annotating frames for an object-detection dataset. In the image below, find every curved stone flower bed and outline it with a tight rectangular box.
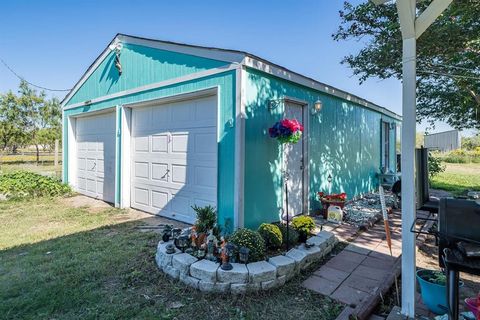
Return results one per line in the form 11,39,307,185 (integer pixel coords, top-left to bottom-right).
155,230,337,294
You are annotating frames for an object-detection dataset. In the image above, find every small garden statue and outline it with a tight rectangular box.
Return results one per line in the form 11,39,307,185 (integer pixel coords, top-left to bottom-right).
206,229,218,262
220,238,233,271
229,243,238,263
190,226,198,249
197,243,206,259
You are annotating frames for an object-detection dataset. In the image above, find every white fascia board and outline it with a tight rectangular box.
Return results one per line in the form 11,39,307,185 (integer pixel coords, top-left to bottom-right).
63,64,239,111
118,35,246,64
242,56,402,121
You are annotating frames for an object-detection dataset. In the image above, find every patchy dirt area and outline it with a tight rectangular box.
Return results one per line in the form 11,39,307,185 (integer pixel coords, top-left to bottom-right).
61,194,114,211
61,195,188,230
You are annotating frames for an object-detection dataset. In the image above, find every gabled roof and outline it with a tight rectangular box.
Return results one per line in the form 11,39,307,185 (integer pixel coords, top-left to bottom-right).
62,33,401,120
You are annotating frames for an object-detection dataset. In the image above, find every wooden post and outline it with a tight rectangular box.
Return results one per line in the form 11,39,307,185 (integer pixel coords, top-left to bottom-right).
54,139,59,167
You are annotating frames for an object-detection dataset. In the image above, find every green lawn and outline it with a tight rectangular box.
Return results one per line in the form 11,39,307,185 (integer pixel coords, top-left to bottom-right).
0,163,61,178
0,197,342,320
430,163,480,195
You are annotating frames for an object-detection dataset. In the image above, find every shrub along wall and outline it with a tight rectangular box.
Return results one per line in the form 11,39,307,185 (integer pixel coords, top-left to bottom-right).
436,149,480,163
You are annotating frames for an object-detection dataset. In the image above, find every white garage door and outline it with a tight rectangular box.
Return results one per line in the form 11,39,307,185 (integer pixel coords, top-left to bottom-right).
131,95,217,224
75,112,116,203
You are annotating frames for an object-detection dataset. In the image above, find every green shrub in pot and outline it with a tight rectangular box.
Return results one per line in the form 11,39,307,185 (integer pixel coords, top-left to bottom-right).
192,205,220,237
416,269,463,314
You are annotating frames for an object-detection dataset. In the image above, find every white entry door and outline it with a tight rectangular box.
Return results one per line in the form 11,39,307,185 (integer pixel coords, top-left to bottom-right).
75,112,116,203
131,95,218,224
283,102,305,216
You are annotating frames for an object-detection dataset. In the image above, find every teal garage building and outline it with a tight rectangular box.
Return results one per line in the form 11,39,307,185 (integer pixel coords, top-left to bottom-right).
62,34,401,230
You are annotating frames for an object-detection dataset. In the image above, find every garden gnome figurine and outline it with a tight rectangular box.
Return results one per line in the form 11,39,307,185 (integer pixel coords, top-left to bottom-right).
220,240,233,271
206,229,218,262
190,226,198,249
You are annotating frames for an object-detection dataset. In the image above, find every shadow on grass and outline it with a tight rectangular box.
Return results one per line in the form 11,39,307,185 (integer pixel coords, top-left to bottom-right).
0,219,343,320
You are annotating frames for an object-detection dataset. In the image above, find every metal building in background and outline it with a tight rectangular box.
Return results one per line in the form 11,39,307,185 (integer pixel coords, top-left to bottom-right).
424,130,461,152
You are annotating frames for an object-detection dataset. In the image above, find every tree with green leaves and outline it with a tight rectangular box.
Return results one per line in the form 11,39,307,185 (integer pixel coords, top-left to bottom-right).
0,91,27,152
462,132,480,150
0,81,62,162
332,0,480,130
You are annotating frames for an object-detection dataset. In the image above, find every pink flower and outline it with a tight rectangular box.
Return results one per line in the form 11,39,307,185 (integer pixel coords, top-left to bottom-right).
281,119,303,133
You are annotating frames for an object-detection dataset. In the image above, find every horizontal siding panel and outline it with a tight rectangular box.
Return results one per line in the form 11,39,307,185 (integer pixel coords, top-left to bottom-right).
243,67,397,229
67,43,227,106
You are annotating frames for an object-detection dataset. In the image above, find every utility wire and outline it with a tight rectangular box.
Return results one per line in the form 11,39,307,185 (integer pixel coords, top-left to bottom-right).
0,57,71,92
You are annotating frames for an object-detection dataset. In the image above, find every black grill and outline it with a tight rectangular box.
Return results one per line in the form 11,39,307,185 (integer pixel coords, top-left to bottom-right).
438,198,480,267
437,198,480,319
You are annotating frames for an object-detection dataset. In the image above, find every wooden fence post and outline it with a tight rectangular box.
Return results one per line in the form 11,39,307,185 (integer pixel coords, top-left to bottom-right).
54,139,59,167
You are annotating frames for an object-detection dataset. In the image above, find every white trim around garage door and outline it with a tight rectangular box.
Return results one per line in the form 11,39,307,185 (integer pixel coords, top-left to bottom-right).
68,108,117,202
66,107,117,189
119,87,220,212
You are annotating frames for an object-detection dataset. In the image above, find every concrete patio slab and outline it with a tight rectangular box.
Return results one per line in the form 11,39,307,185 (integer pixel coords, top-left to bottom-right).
302,275,341,296
313,266,350,283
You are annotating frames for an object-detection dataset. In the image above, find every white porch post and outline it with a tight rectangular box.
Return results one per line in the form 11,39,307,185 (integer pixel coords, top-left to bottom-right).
369,0,453,317
400,35,417,318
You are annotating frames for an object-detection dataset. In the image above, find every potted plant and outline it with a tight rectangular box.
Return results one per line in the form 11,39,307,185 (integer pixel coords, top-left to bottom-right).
416,269,464,314
192,205,220,245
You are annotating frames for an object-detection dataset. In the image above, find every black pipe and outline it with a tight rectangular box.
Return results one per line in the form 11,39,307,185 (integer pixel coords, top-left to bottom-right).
285,181,289,252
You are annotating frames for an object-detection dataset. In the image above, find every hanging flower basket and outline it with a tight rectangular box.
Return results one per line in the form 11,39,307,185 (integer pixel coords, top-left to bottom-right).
268,118,304,144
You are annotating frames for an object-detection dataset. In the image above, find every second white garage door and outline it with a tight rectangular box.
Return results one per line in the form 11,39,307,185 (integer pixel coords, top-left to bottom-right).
131,95,218,223
75,112,116,203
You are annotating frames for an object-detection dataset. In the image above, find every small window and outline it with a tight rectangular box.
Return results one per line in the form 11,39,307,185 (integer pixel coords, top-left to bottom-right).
382,121,390,171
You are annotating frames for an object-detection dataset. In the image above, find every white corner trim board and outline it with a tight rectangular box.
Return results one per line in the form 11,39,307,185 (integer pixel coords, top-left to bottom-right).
234,66,246,229
120,106,132,209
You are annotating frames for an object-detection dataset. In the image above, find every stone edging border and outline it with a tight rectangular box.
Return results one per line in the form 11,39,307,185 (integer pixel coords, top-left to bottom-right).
155,230,338,294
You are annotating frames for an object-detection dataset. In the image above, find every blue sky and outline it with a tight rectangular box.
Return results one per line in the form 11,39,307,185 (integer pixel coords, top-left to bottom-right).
0,0,466,134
